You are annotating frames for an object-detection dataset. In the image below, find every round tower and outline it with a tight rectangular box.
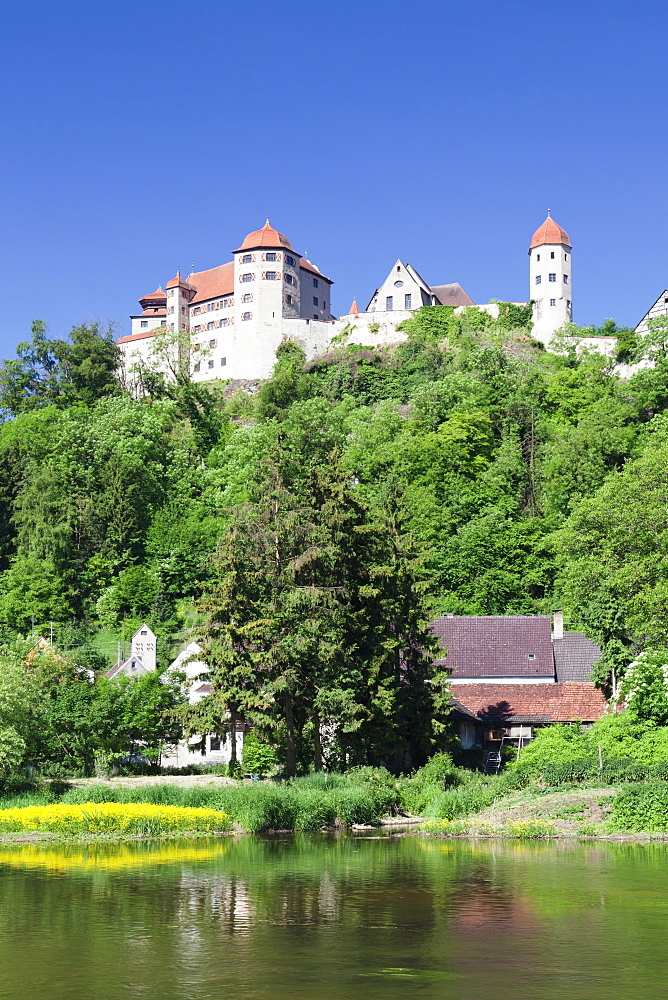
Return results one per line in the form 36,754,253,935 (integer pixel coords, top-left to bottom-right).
529,214,572,345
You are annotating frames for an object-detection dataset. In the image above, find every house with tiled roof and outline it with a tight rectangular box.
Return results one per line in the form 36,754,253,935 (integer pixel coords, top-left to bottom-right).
430,612,607,748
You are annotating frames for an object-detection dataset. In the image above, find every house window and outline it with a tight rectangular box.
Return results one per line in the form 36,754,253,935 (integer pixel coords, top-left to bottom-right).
286,294,294,305
193,306,200,315
265,252,276,261
242,273,253,282
550,298,556,306
169,306,174,314
242,293,252,303
313,296,318,306
194,325,201,333
221,357,226,366
313,277,318,288
209,339,216,348
285,274,295,285
567,300,571,308
208,359,214,369
241,254,252,263
563,274,568,284
386,295,393,310
313,313,318,319
207,322,214,331
528,654,536,660
394,280,404,288
194,362,200,372
220,318,228,327
405,293,412,309
161,320,166,326
209,735,221,751
242,311,252,321
140,320,148,328
285,255,296,266
549,273,556,282
535,275,541,284
265,271,277,280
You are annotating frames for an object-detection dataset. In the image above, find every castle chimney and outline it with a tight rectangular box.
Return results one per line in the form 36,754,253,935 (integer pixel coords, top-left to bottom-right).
552,609,564,640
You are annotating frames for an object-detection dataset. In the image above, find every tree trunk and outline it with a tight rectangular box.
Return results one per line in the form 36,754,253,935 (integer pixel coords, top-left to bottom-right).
284,693,297,777
229,704,238,767
313,712,322,772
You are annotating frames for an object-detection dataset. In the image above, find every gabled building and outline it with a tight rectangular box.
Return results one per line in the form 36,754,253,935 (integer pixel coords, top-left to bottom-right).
635,288,668,337
105,623,157,679
430,612,607,747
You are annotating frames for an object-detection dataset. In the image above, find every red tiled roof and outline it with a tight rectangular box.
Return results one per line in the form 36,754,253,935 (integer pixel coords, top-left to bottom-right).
189,262,234,304
349,298,360,315
117,329,159,344
530,216,571,249
432,615,556,679
452,682,608,724
236,219,294,253
140,308,166,317
166,269,197,291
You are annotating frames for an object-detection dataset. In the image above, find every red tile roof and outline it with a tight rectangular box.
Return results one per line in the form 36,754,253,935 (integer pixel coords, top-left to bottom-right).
349,298,360,315
139,286,166,305
117,329,159,344
189,262,234,304
236,219,294,253
165,269,197,291
140,308,166,317
432,615,556,679
452,682,608,724
530,216,571,249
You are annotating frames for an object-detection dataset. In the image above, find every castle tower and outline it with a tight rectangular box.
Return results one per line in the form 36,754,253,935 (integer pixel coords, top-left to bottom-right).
529,214,572,345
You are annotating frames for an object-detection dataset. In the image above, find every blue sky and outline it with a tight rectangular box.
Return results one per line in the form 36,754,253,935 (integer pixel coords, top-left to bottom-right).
0,0,666,353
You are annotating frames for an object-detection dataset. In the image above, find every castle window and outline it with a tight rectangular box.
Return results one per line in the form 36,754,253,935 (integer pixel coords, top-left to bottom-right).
241,254,252,264
208,359,214,369
242,293,252,303
549,273,556,282
563,274,569,284
193,306,200,315
286,255,296,266
550,298,556,306
286,294,294,305
405,293,412,309
194,362,200,372
565,253,569,260
550,251,555,259
221,318,228,327
193,343,200,351
535,275,541,284
242,311,252,321
169,306,174,314
313,278,319,288
221,357,227,366
396,265,401,271
567,300,572,308
536,254,540,261
313,314,318,319
242,273,253,282
266,252,276,262
313,296,318,306
141,321,148,328
285,274,296,285
265,271,277,280
194,325,201,333
209,339,217,348
207,322,214,331
161,320,166,326
386,296,393,310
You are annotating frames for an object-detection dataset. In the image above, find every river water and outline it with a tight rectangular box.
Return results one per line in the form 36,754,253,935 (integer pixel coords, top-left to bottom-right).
0,833,667,1000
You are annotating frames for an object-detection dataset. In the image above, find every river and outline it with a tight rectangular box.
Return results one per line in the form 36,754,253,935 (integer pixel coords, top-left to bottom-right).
0,833,667,999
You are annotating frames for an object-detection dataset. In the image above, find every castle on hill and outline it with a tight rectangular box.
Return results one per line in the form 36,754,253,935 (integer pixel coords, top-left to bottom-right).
117,215,573,382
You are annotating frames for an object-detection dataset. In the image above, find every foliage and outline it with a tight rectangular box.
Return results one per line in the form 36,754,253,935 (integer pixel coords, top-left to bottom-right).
620,649,668,724
0,801,228,836
608,782,668,833
241,731,278,777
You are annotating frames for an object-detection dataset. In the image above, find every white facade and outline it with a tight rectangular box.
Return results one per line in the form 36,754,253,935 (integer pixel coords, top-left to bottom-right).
529,215,573,345
635,288,668,337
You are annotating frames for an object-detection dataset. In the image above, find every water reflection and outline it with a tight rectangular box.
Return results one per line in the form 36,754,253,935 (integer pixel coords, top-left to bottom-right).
0,836,667,999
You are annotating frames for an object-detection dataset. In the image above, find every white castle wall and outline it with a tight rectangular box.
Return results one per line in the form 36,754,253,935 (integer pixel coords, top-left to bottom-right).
530,242,572,345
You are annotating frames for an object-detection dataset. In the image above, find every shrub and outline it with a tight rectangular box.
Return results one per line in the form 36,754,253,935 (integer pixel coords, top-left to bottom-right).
399,753,460,815
609,782,668,833
241,732,278,778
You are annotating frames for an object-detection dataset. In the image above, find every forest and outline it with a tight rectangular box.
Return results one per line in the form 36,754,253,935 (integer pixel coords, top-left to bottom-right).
1,304,668,775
